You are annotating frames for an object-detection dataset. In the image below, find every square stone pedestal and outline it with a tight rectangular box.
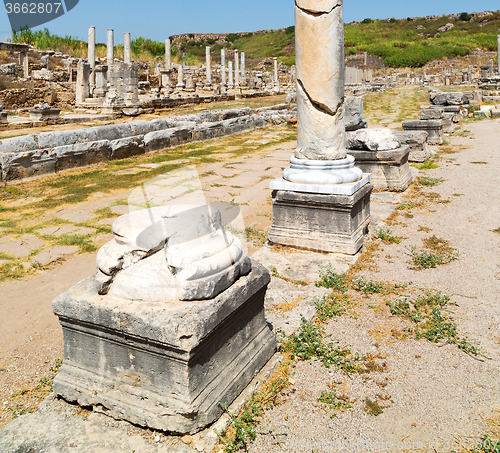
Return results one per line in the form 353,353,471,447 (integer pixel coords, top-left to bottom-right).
268,177,372,254
52,260,276,435
347,146,413,191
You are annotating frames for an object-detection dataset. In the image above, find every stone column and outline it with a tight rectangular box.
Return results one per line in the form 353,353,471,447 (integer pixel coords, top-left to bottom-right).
205,46,211,86
273,57,278,87
293,0,348,161
165,38,171,69
107,29,114,66
176,64,185,88
124,33,131,64
497,35,500,75
76,60,90,104
88,26,95,87
19,51,28,78
268,0,371,255
234,50,239,86
489,59,494,77
221,48,226,86
228,60,234,87
241,52,245,79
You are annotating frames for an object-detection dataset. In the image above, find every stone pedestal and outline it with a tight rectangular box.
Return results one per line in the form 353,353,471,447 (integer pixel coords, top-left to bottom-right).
402,119,443,145
0,111,8,124
394,130,431,163
347,146,412,191
268,182,372,254
51,203,276,435
29,108,61,121
52,261,275,435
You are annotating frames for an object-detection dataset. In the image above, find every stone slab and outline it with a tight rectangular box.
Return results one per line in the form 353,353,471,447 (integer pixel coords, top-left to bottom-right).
33,246,80,265
270,173,371,195
52,260,276,434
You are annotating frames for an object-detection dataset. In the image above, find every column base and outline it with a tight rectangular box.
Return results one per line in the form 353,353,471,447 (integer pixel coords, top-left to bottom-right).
268,181,372,255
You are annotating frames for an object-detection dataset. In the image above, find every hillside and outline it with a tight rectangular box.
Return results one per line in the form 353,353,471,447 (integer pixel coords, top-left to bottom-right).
10,10,500,68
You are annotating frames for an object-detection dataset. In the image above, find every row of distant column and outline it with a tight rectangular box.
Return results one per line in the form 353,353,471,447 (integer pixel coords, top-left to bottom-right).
88,26,280,89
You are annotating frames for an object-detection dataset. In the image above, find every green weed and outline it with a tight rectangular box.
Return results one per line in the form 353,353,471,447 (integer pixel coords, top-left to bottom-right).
317,390,351,417
315,295,348,321
387,291,480,357
417,177,442,187
409,235,459,270
376,227,402,244
315,265,349,292
278,316,365,373
412,160,439,170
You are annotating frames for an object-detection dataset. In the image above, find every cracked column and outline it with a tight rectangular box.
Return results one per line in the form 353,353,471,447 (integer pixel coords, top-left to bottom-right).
273,57,278,87
228,60,234,87
294,0,346,160
268,0,372,255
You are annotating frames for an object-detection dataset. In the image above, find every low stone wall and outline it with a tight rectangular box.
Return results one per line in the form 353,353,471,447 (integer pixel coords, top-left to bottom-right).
0,104,295,182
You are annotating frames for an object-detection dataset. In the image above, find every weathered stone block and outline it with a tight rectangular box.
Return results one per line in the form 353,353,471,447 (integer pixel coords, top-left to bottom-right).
474,110,489,119
347,146,413,191
268,183,372,254
193,121,227,141
54,140,112,172
52,260,276,434
110,136,145,160
402,119,443,145
346,128,400,151
1,150,56,181
491,109,500,118
420,108,444,120
394,130,431,163
345,96,368,131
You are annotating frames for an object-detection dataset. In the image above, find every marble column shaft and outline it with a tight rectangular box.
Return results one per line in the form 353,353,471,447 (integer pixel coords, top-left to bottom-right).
19,51,29,78
88,26,95,87
241,52,245,78
228,60,234,86
221,48,226,85
107,29,114,66
165,39,171,69
294,0,347,160
206,46,211,85
124,33,131,64
176,64,185,87
273,57,278,84
234,50,239,86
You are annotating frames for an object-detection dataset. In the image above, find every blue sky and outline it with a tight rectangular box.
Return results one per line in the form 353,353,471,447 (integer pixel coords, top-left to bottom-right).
0,0,499,44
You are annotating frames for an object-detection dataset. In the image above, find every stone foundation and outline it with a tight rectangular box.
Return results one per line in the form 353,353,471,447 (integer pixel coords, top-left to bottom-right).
52,260,276,434
347,146,412,191
402,119,443,145
268,182,372,254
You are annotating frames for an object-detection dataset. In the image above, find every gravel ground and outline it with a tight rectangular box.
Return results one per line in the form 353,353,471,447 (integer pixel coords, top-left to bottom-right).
248,119,500,453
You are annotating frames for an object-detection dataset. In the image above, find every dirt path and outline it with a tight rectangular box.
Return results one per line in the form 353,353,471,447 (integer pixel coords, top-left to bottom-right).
248,119,500,453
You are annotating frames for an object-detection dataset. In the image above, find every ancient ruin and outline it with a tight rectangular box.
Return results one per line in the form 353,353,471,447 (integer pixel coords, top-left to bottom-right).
268,0,372,254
